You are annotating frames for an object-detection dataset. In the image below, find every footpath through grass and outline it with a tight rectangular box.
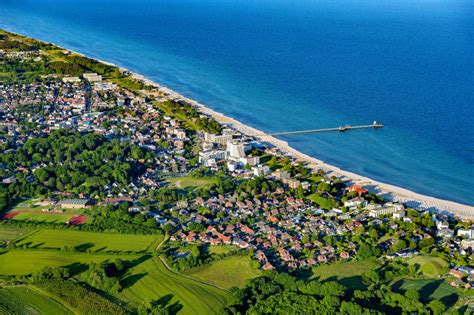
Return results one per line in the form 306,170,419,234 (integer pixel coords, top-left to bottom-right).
185,255,261,289
15,229,162,252
119,256,231,314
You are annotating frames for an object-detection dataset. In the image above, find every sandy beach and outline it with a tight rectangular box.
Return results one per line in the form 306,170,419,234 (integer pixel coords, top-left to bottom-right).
130,74,472,218
33,36,474,219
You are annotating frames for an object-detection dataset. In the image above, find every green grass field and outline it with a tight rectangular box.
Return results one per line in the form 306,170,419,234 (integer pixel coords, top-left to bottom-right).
0,226,32,241
0,250,139,276
392,278,462,309
311,258,381,290
207,245,240,255
186,255,261,289
15,229,162,252
109,77,146,91
408,256,449,277
45,49,70,63
168,176,219,189
0,286,73,314
13,212,77,224
119,257,231,314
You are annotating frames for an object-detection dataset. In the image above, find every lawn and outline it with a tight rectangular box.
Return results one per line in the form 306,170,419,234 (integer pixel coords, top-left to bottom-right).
0,286,73,314
110,77,146,91
207,245,240,255
168,176,219,189
0,250,139,275
311,258,382,290
13,212,78,223
15,229,163,252
118,256,231,314
407,256,449,277
0,225,32,241
45,49,69,63
185,255,261,289
392,278,461,309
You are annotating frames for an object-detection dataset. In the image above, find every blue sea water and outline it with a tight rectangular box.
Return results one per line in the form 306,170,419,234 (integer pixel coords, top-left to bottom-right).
0,0,473,205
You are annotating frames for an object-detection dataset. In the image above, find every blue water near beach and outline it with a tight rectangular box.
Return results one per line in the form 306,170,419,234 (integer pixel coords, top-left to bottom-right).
1,0,473,205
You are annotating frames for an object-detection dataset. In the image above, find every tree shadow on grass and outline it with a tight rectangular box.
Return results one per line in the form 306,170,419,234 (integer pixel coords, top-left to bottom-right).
156,294,174,307
126,254,152,269
30,242,45,249
120,272,148,289
94,246,107,253
339,276,366,291
321,275,367,292
75,242,95,252
392,279,405,292
292,267,313,281
64,262,89,277
167,301,183,315
19,241,33,248
154,294,183,315
440,293,459,309
393,279,447,304
419,279,443,302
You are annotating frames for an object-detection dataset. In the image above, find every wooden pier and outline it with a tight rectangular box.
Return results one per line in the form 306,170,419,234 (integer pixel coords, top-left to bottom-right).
266,122,384,137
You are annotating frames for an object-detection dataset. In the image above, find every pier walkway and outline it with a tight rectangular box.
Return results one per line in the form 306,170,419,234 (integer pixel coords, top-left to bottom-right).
265,123,383,137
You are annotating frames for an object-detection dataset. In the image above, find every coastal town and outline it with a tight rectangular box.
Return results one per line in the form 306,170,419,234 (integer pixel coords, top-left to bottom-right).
1,30,474,314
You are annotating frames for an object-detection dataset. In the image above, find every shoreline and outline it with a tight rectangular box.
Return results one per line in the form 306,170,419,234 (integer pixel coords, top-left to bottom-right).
157,87,474,218
127,72,473,218
6,29,474,218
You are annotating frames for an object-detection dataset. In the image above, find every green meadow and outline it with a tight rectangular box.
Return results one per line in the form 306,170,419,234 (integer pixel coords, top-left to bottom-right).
15,229,162,252
13,212,77,224
185,255,261,289
407,256,449,277
311,258,382,290
119,256,231,314
0,225,32,241
207,245,240,255
391,278,465,310
0,227,233,314
0,250,139,276
168,176,219,189
0,286,73,315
